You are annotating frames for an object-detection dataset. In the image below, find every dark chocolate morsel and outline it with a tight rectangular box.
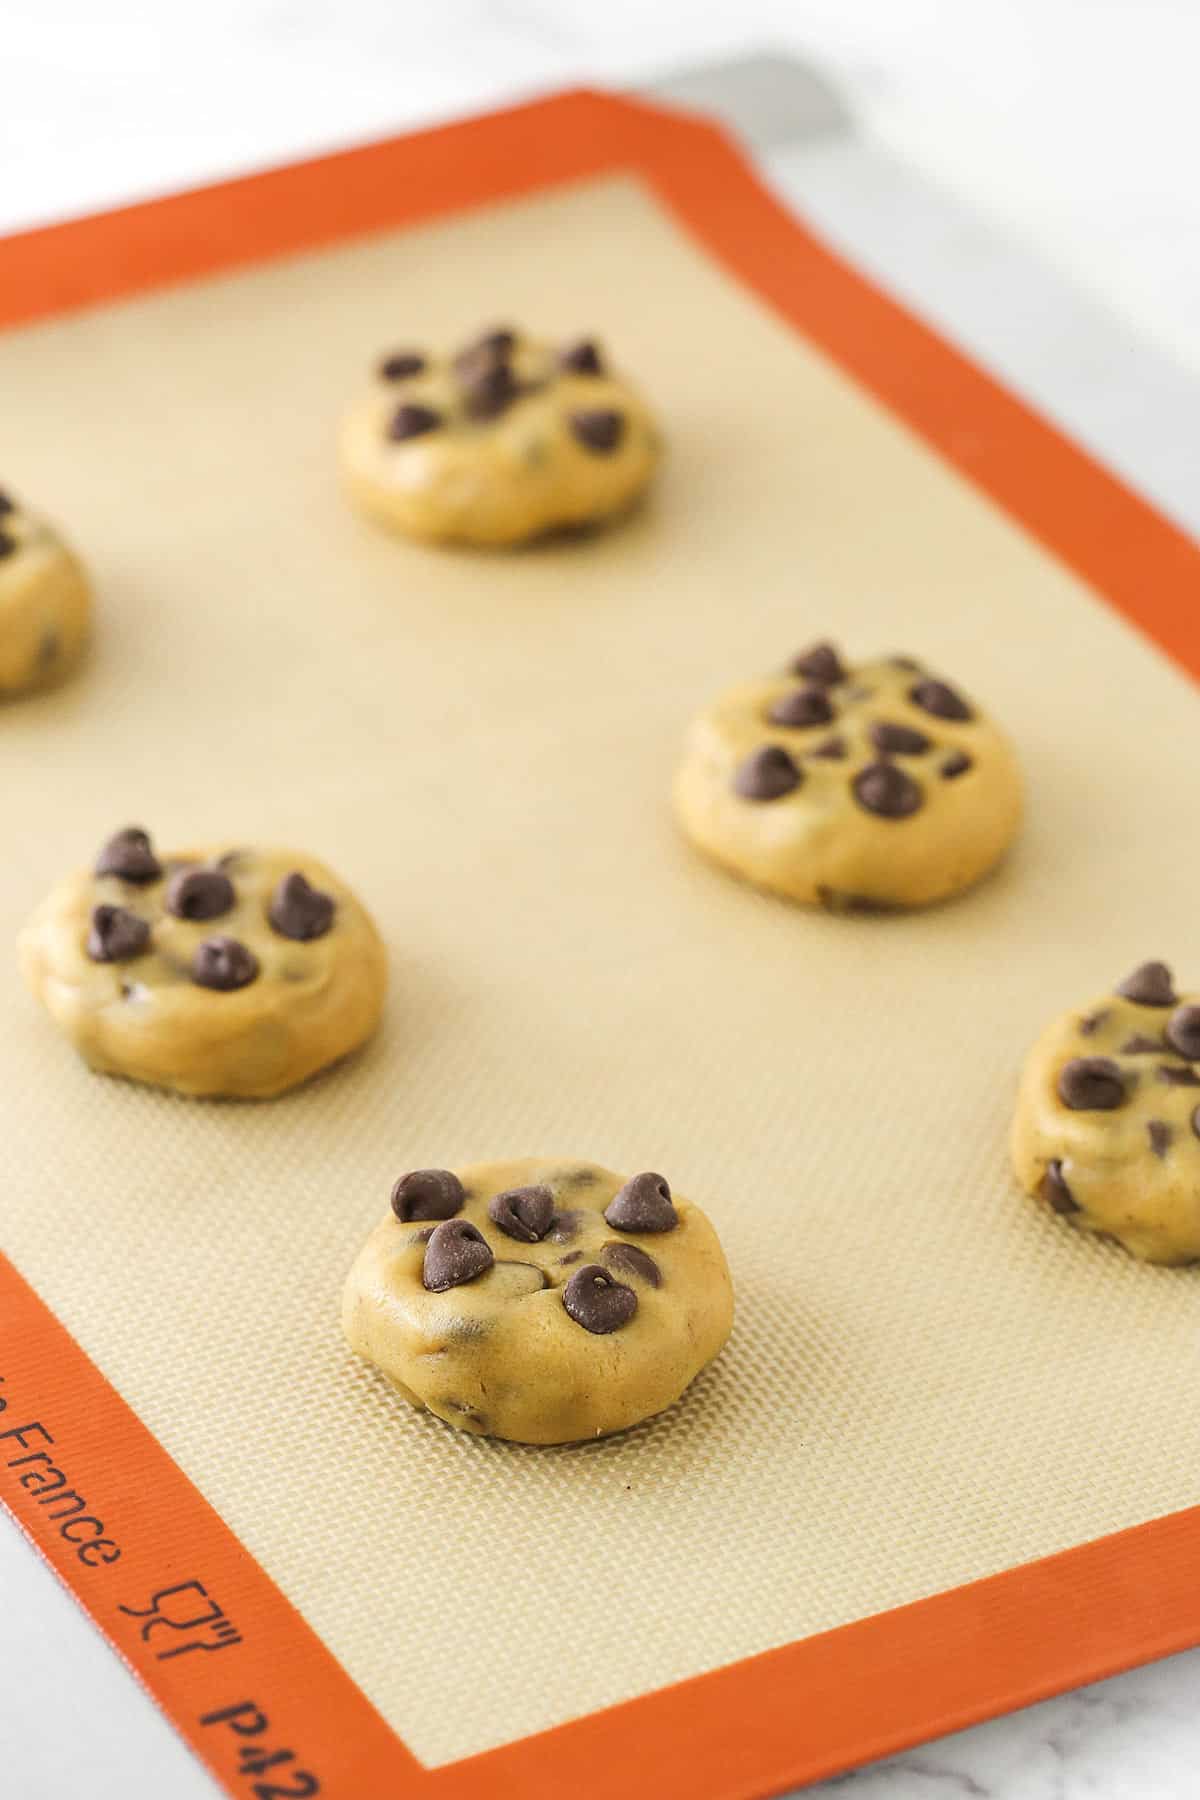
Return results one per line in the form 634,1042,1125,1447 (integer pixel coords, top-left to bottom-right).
463,360,521,420
562,1264,638,1334
1041,1160,1080,1215
605,1171,677,1234
0,490,13,515
165,866,235,922
569,409,625,454
464,327,515,360
940,751,972,779
1057,1056,1126,1111
0,530,15,559
870,720,931,755
768,686,834,729
809,735,848,760
852,761,923,819
733,744,802,801
1148,1120,1173,1158
422,1219,494,1293
86,904,151,964
559,1250,584,1265
378,352,425,381
95,827,162,885
269,871,335,942
487,1184,555,1243
1079,1009,1109,1036
1157,1063,1200,1087
388,402,442,441
391,1168,466,1223
1165,1004,1200,1060
190,935,259,992
910,679,973,722
1121,1034,1163,1054
559,339,604,375
548,1209,586,1244
601,1241,662,1287
1116,961,1176,1007
789,641,845,685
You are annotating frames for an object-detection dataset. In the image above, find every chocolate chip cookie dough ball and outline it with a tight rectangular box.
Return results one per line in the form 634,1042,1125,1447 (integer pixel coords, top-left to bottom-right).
19,829,387,1098
342,1159,734,1443
673,641,1021,910
339,326,661,546
0,487,91,695
1012,962,1200,1263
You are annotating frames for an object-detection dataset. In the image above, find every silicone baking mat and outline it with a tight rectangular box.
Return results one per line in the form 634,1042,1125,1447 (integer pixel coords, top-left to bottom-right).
2,91,1199,1800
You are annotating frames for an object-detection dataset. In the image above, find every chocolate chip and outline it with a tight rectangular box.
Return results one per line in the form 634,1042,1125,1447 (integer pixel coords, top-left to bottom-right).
422,1219,493,1292
388,403,442,441
605,1172,677,1234
86,904,151,964
559,1250,584,1265
559,339,604,375
939,752,972,779
391,1168,465,1223
1079,1010,1109,1036
379,351,425,380
733,744,802,801
870,720,931,755
462,328,514,360
768,686,834,729
562,1265,637,1334
601,1241,662,1287
0,531,15,559
1156,1063,1200,1087
487,1184,554,1243
548,1209,586,1244
809,734,848,761
1166,1004,1200,1060
463,360,520,420
1116,961,1176,1007
269,871,335,941
853,761,922,818
95,827,162,885
789,642,845,685
569,409,625,454
0,490,13,515
190,936,259,992
1148,1120,1173,1158
1121,1034,1163,1054
165,866,235,922
1057,1056,1126,1110
910,679,972,722
1041,1160,1079,1214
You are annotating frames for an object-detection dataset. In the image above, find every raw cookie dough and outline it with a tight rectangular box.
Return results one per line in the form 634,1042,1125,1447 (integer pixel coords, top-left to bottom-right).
339,326,661,546
0,486,91,695
19,829,387,1098
1012,961,1200,1264
673,640,1021,910
342,1158,734,1443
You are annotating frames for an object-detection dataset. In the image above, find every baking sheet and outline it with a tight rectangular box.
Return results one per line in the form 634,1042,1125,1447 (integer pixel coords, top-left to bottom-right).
2,168,1199,1770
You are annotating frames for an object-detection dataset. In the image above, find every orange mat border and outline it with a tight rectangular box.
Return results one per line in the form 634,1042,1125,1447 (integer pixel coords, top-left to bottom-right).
3,88,1200,1800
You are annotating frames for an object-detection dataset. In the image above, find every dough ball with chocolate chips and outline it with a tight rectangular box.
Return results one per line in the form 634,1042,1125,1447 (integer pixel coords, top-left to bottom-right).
18,833,386,1098
1011,962,1200,1263
341,1157,733,1443
0,487,92,697
673,643,1021,910
339,326,661,546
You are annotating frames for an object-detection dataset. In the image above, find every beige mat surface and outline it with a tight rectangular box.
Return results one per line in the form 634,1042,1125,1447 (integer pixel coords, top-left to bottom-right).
2,174,1198,1767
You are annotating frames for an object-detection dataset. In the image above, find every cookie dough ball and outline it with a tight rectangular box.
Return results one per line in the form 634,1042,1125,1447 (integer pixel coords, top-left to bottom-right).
19,830,387,1098
342,1158,734,1443
1012,961,1200,1264
339,326,661,546
0,487,91,696
673,641,1021,910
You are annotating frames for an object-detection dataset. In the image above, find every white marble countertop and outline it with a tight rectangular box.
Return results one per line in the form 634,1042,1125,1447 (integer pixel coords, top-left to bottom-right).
3,6,1199,1797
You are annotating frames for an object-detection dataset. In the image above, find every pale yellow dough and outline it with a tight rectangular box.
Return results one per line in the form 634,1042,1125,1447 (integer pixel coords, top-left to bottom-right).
339,329,660,546
0,492,91,695
19,839,387,1099
342,1158,734,1444
1012,967,1200,1264
673,648,1021,910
